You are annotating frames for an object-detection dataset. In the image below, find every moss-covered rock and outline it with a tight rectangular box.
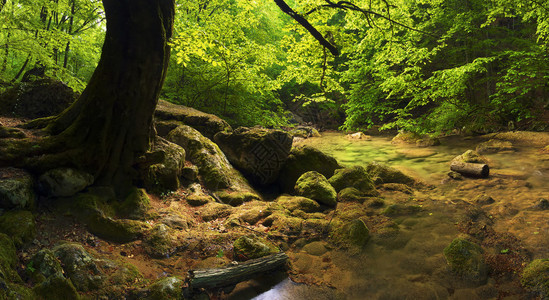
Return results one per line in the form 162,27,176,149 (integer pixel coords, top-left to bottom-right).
476,139,515,154
391,131,440,147
0,168,35,209
167,125,256,194
215,190,260,207
365,162,415,185
53,243,104,292
337,187,369,203
238,205,272,225
214,127,293,186
38,168,94,197
143,224,177,259
146,276,184,300
33,275,80,300
263,213,303,235
521,259,549,299
233,235,278,261
198,203,233,222
331,219,370,249
294,171,337,207
381,204,422,217
159,211,195,230
186,194,213,207
155,99,232,139
277,145,341,193
181,164,199,182
86,213,151,243
443,238,487,283
301,241,329,256
289,126,320,138
328,166,378,195
116,188,151,220
139,136,186,194
451,150,488,164
0,281,35,299
276,195,321,213
27,249,64,284
0,233,20,282
380,183,414,194
0,210,36,247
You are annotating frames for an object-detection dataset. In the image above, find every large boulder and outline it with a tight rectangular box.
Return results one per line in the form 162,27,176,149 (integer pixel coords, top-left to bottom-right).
0,168,35,209
294,171,337,207
328,165,378,195
0,78,77,119
365,162,415,185
521,259,549,299
277,145,341,193
53,243,105,292
214,127,293,186
38,168,94,197
166,125,257,194
155,100,232,139
138,136,186,194
443,238,487,283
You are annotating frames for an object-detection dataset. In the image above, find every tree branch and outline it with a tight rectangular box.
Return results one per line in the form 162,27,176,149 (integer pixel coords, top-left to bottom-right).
272,0,339,56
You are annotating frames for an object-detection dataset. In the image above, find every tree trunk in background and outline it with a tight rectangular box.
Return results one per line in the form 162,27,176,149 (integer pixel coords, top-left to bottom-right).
44,0,175,196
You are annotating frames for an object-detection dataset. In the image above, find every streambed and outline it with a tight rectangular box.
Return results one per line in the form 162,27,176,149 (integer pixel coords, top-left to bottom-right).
233,132,549,300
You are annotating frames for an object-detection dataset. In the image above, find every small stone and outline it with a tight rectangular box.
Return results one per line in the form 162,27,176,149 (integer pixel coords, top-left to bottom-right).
233,235,278,261
448,171,463,180
473,194,495,206
301,241,328,256
530,198,549,211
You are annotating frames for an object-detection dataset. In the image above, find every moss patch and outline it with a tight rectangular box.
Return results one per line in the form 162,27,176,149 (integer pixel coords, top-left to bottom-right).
294,171,337,207
0,210,36,247
443,238,487,283
521,259,549,298
233,235,278,261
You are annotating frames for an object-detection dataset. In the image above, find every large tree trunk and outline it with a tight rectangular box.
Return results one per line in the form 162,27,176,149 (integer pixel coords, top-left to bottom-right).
0,0,175,197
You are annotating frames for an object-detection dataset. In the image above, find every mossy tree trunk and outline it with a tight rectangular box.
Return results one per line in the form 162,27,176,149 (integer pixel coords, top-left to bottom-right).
1,0,175,196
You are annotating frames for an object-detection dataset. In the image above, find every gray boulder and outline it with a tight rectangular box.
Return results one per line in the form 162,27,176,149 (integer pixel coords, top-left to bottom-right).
39,168,94,197
0,168,35,209
53,243,105,292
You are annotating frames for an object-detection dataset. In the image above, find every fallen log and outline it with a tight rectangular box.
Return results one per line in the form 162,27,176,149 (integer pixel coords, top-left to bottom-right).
186,252,289,290
450,161,489,178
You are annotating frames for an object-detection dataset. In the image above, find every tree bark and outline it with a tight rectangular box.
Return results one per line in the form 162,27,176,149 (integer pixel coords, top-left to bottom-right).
450,161,490,178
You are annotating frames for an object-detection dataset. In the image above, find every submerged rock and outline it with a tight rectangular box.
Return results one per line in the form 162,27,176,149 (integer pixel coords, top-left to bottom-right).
391,131,440,147
277,145,341,193
521,259,549,299
476,139,515,154
39,168,94,197
155,99,232,139
0,168,35,209
0,210,36,247
365,162,415,185
328,165,378,195
330,219,370,249
294,171,337,207
53,243,104,292
443,238,487,283
214,127,293,186
139,136,186,194
346,132,371,140
381,204,422,217
233,235,278,261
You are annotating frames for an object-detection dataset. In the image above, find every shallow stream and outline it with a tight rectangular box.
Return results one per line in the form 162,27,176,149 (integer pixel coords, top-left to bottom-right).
230,132,549,300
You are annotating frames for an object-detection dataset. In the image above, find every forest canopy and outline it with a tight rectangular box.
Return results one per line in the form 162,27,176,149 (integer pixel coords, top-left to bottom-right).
1,0,548,133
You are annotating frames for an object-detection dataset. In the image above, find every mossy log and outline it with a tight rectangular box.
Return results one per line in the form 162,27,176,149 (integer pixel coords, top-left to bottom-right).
187,252,288,290
450,161,489,178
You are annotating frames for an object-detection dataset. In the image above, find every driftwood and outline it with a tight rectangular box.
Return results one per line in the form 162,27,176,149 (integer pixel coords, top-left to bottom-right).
187,252,289,290
450,161,489,178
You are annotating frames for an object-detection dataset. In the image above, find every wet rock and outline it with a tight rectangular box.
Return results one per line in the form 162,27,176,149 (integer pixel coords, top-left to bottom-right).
144,224,178,259
529,198,549,211
521,259,549,299
155,99,232,139
331,219,370,249
448,171,464,180
365,162,415,185
233,235,278,261
166,125,257,194
146,276,184,300
473,194,495,206
337,187,369,203
0,210,36,247
451,150,488,164
294,171,337,207
391,131,440,147
0,233,20,282
33,275,79,300
277,145,341,193
27,249,64,283
38,168,94,197
276,195,321,213
215,190,260,207
381,204,422,217
139,136,185,194
53,243,104,292
476,139,515,154
86,213,150,243
116,188,151,220
301,241,328,256
214,127,293,186
199,203,233,221
0,169,35,209
0,78,77,119
186,194,214,207
328,165,378,196
289,126,321,139
443,238,487,283
396,148,436,159
380,183,413,194
346,132,370,140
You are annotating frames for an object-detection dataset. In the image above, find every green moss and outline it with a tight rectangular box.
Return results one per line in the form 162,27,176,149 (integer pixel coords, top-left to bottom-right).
33,275,80,300
233,235,278,261
198,203,233,222
146,276,183,300
27,249,63,284
294,171,337,207
443,238,487,283
453,150,487,164
86,213,151,243
215,190,260,207
0,171,35,209
521,259,549,298
276,195,321,213
110,262,144,285
365,162,415,185
328,166,377,195
116,188,151,220
337,187,368,203
0,233,21,283
186,194,213,206
330,219,370,249
0,282,35,299
144,224,177,259
0,210,36,247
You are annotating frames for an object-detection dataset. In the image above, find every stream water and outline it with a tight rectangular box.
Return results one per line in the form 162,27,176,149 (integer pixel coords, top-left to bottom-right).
230,132,549,300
